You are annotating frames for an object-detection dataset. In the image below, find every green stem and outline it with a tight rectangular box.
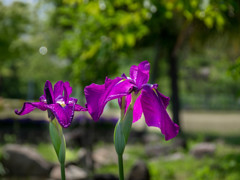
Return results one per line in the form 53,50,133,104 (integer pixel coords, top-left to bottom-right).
118,154,124,180
61,163,66,180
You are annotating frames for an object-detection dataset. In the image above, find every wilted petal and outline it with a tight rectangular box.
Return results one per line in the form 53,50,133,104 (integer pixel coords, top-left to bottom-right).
84,77,133,121
129,61,150,88
15,102,47,115
53,81,64,99
140,85,179,140
46,104,75,128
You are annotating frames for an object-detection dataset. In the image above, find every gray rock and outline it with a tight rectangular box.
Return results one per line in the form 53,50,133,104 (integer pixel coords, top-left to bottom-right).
127,160,150,180
143,133,160,144
2,144,52,177
76,148,88,166
172,138,187,150
50,165,87,180
145,144,172,157
165,152,185,161
190,142,216,159
145,138,187,158
93,145,117,168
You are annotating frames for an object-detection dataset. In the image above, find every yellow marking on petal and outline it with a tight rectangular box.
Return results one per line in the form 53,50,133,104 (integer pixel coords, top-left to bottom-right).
119,79,126,83
60,103,66,108
57,100,66,107
152,88,158,97
116,79,127,86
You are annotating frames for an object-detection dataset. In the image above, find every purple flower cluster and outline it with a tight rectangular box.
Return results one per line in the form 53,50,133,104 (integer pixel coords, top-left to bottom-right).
15,61,179,140
15,80,87,128
84,61,179,140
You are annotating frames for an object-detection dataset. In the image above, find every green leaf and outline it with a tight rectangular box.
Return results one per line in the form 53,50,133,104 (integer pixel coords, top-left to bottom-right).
114,121,126,155
49,119,66,164
114,109,133,155
58,136,66,165
121,109,133,143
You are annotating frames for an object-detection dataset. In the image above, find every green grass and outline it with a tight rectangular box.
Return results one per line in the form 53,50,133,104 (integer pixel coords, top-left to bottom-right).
96,139,240,180
36,143,79,163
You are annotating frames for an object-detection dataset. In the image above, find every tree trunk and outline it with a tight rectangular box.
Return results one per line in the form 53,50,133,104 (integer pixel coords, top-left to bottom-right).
169,21,193,130
150,39,161,83
169,52,180,127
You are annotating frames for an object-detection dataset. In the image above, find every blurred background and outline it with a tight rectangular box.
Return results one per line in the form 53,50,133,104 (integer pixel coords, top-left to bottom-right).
0,0,240,179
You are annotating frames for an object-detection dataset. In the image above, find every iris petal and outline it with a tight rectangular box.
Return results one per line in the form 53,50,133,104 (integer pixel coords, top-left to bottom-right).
15,102,47,115
15,80,86,128
53,81,64,100
156,90,170,109
75,104,88,111
125,94,132,112
129,61,150,88
68,97,88,111
132,94,143,123
129,65,138,82
46,104,75,128
44,80,54,103
140,85,179,141
63,81,72,103
84,77,133,121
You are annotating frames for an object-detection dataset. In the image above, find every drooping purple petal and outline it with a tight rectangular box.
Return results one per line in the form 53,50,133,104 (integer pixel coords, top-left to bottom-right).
129,61,150,88
140,85,179,141
84,77,134,121
44,80,54,104
67,97,88,111
156,89,170,109
15,102,47,115
46,104,75,128
75,104,88,111
125,94,132,112
132,94,143,123
53,81,64,100
63,81,72,103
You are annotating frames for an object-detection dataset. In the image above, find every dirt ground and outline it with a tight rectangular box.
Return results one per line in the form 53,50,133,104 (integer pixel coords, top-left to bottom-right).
131,110,240,135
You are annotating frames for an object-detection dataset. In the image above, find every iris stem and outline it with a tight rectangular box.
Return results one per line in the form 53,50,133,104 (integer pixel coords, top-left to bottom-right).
61,163,66,180
118,154,124,180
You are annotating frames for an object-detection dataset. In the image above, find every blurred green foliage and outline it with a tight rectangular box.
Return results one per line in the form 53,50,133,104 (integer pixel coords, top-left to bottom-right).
0,2,31,98
0,0,240,110
0,1,67,99
55,0,150,86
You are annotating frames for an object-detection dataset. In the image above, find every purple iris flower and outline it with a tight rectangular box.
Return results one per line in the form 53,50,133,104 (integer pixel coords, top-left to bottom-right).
84,61,179,140
15,80,87,128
